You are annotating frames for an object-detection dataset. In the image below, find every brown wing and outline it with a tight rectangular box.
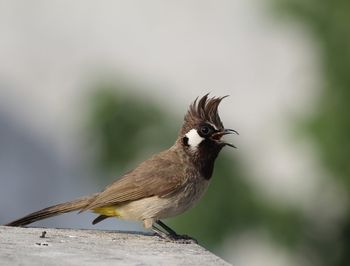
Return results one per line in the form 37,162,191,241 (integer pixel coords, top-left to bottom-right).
82,150,186,211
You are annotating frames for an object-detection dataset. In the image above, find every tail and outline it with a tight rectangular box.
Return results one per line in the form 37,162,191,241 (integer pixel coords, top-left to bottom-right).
5,193,98,227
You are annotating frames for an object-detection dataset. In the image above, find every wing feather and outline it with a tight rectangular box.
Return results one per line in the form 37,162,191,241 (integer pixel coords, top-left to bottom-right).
83,150,185,210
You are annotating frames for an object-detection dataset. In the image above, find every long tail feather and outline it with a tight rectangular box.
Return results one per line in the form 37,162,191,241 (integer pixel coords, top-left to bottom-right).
5,193,98,227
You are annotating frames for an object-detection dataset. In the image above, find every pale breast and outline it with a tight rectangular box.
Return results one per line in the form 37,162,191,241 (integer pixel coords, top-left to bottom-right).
116,177,210,221
162,177,210,218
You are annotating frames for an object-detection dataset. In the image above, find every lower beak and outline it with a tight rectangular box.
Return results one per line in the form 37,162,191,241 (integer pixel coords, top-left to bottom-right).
211,129,238,148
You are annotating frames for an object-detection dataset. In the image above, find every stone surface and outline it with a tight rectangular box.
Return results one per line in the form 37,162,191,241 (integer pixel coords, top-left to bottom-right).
0,225,230,265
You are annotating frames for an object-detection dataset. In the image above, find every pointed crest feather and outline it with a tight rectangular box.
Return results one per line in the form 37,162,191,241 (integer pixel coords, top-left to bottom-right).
181,94,228,135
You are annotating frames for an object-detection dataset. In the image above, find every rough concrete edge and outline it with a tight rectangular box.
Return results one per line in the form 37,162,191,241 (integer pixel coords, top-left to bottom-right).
0,225,231,265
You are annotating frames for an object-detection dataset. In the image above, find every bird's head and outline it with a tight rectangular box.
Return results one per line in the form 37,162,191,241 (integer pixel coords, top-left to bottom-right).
179,94,238,160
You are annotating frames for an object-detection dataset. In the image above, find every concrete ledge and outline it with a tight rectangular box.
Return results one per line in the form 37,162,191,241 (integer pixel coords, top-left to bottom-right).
0,225,230,265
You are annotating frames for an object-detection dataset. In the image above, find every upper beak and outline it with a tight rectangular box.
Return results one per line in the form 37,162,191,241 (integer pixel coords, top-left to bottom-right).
211,128,239,148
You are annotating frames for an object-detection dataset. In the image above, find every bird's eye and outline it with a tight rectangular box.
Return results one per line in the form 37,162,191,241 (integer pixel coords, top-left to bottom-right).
200,125,211,136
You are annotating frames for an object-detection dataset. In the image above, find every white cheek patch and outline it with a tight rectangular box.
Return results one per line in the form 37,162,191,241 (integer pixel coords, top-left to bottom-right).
185,129,204,149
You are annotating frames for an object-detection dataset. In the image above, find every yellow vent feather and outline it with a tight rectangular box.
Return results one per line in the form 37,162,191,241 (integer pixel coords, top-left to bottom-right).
93,206,120,217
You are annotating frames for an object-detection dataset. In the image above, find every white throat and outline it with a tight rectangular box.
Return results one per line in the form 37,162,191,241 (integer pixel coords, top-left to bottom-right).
185,129,204,149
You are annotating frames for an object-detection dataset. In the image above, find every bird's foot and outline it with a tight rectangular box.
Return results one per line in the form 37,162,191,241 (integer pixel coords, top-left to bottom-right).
154,232,197,244
152,221,198,244
170,234,198,244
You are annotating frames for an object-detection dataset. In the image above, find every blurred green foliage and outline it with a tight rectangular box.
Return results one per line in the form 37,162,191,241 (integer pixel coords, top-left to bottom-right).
86,85,175,176
85,83,304,254
275,0,350,265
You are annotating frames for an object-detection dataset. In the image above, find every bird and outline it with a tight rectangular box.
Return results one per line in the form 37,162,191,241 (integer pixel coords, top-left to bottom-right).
5,94,238,243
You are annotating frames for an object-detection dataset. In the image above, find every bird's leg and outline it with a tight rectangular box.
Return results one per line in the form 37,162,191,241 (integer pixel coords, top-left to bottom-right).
152,220,198,244
156,220,178,236
151,224,170,239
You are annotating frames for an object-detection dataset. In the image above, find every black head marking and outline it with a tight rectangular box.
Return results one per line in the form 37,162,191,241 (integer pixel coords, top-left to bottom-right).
182,136,189,147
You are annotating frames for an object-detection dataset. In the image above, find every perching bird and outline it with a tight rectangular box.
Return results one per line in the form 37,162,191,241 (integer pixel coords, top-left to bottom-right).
5,94,237,242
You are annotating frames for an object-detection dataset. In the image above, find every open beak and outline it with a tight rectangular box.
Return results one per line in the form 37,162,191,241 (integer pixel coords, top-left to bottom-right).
211,128,238,148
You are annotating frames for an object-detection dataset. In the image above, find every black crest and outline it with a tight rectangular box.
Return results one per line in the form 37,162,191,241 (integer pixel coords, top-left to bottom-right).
180,94,227,135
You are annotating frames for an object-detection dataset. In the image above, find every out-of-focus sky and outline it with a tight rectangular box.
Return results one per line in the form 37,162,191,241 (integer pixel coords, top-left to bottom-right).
0,1,345,265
